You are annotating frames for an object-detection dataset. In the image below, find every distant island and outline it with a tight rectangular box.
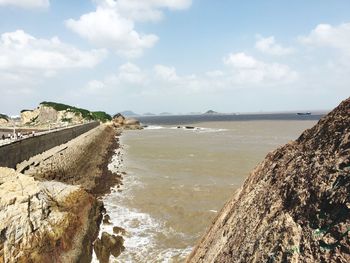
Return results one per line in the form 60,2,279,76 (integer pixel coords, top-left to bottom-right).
204,110,219,115
120,110,139,117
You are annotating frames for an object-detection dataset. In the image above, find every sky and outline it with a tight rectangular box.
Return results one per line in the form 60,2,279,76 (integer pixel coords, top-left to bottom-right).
0,0,349,115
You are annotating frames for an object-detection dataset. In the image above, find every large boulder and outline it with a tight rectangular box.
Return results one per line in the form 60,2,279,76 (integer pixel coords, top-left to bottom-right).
112,113,125,125
123,118,142,130
188,97,350,263
0,168,102,263
112,114,142,130
94,232,124,263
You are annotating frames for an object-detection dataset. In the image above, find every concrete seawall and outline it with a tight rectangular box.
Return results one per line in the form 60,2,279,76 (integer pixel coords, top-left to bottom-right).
0,122,99,168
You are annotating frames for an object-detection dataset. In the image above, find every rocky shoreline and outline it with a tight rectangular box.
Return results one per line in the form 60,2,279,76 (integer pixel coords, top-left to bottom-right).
0,123,126,263
187,98,350,262
17,125,122,194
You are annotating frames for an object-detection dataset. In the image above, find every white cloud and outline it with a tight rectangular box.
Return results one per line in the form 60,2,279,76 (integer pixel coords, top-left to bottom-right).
94,0,192,21
66,0,192,57
116,62,147,84
0,29,106,96
224,52,259,69
223,52,298,84
0,0,49,9
65,7,158,58
206,70,224,78
154,64,179,81
82,54,299,101
255,35,294,56
86,80,105,94
0,30,106,70
299,22,350,56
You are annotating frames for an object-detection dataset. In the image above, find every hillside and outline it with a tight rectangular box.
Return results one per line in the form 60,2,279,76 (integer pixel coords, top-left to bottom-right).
0,114,9,121
21,102,111,126
188,97,350,262
40,102,112,122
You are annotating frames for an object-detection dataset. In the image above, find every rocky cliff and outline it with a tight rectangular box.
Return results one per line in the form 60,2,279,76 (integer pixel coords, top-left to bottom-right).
21,102,111,126
0,168,102,263
188,97,350,263
112,113,142,130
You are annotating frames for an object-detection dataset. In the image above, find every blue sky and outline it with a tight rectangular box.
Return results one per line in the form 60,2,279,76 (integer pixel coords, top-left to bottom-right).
0,0,349,115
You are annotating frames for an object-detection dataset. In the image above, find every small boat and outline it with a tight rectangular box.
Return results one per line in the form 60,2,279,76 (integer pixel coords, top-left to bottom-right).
297,112,311,116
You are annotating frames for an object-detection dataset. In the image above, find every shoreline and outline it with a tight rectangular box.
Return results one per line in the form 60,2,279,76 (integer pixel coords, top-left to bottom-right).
18,124,121,194
1,124,124,263
90,130,123,197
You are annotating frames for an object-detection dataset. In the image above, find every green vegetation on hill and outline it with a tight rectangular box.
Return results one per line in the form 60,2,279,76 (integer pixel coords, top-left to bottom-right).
91,111,112,122
0,114,9,120
40,101,112,122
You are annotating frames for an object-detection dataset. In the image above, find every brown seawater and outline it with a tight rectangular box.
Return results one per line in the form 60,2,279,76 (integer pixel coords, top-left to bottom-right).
98,120,317,262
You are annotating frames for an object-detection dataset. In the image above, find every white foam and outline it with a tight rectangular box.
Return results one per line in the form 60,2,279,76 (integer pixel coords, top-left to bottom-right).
93,139,192,263
144,125,165,130
196,127,228,133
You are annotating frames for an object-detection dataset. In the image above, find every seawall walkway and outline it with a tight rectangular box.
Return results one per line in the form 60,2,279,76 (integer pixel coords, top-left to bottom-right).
0,122,99,168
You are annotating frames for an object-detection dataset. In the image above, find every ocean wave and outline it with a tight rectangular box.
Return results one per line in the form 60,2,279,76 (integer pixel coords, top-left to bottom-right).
144,125,228,133
172,126,228,133
93,143,192,263
143,125,165,130
98,190,192,262
196,127,228,133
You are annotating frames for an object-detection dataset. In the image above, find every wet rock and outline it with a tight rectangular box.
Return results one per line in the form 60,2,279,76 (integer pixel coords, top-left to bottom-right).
188,97,350,263
94,232,124,263
103,214,111,225
113,226,127,236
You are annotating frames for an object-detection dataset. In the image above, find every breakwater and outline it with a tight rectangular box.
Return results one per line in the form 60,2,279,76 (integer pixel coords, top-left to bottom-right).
0,122,99,168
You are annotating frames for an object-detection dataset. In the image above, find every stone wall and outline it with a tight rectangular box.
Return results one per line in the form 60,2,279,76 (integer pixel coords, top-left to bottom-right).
0,122,99,168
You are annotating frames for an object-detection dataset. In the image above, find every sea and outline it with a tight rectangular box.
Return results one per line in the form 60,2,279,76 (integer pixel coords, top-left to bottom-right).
95,113,322,263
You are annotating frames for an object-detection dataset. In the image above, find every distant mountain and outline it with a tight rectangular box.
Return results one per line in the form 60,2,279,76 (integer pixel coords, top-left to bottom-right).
159,112,172,116
143,112,156,116
120,110,139,117
204,110,219,114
